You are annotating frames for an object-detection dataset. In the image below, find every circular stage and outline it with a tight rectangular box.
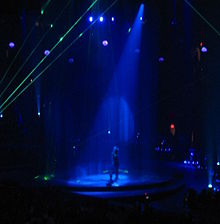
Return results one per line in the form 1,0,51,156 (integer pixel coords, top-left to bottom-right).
40,171,185,199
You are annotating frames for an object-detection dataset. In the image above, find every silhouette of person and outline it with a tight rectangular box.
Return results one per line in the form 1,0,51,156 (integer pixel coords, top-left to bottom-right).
112,145,119,181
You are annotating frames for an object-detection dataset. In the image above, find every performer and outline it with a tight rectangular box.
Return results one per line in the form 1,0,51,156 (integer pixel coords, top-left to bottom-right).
112,145,119,181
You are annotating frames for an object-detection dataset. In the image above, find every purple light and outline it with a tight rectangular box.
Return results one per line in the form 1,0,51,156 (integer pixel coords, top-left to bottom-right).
201,46,207,53
89,16,93,22
102,40,108,47
158,57,165,62
9,42,15,48
44,50,50,56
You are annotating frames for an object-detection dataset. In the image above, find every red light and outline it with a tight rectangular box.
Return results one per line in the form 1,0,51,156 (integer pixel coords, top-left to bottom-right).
200,42,203,47
170,124,175,129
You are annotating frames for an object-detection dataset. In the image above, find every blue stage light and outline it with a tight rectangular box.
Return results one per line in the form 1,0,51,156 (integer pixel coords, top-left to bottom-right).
217,162,220,166
9,42,15,48
99,16,104,22
140,16,143,21
184,160,187,164
102,40,108,46
38,112,40,116
44,50,50,56
0,114,3,118
208,184,212,189
107,130,111,135
89,16,93,22
111,17,115,22
68,58,74,64
201,46,207,53
158,57,165,63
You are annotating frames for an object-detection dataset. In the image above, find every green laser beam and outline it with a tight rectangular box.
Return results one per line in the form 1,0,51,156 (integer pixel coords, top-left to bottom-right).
0,0,99,110
0,1,52,86
0,0,72,99
184,0,220,37
0,0,72,100
0,0,119,114
41,0,51,14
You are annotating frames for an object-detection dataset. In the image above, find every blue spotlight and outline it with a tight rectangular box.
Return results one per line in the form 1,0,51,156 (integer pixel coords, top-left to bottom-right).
9,42,15,48
99,16,104,22
89,16,93,22
44,50,50,56
208,184,213,189
217,162,220,166
102,40,108,46
184,160,187,164
0,114,3,118
201,46,207,53
158,57,165,63
38,112,40,117
140,16,143,21
107,130,111,135
111,17,115,22
68,57,74,64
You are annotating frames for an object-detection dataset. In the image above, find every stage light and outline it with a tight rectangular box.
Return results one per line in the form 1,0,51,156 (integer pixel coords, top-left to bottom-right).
107,130,111,135
68,58,74,64
44,50,50,56
99,16,104,22
158,57,165,62
200,42,203,47
111,17,115,22
0,114,3,118
9,42,15,48
38,112,40,116
128,27,132,33
217,162,220,166
89,16,93,22
170,123,175,129
140,16,143,21
50,24,53,28
201,46,207,53
208,184,213,189
102,40,108,46
41,9,44,15
184,160,187,164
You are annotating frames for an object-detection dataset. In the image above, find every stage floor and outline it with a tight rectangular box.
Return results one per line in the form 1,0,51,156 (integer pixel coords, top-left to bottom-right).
46,170,184,199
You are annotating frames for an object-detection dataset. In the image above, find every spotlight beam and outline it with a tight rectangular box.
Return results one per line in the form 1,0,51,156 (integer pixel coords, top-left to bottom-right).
0,0,119,114
0,0,52,86
0,0,99,111
0,0,72,100
184,0,220,37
